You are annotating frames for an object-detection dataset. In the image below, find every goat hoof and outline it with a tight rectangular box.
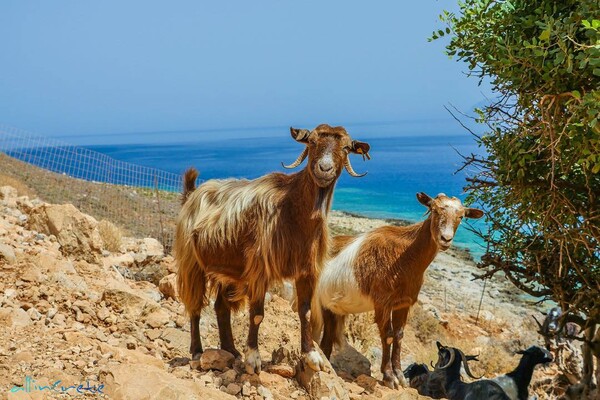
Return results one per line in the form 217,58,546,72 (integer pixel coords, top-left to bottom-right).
304,350,325,372
189,352,202,370
224,347,242,359
393,369,407,387
382,372,399,389
244,348,262,374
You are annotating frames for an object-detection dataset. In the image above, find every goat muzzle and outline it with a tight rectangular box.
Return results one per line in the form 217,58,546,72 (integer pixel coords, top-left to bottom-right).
282,147,309,169
437,348,455,370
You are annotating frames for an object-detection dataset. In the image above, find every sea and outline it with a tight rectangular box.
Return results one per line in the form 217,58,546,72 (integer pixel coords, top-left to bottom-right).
86,132,487,258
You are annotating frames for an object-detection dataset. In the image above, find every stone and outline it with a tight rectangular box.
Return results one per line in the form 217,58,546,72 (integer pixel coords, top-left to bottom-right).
220,369,238,386
224,383,241,395
28,203,103,263
355,374,378,392
296,346,349,400
257,385,274,399
0,243,16,264
144,308,171,328
198,349,235,372
330,343,372,379
0,186,18,200
158,273,178,300
102,288,160,319
26,307,42,321
101,363,235,400
0,307,32,329
160,328,189,354
265,364,295,379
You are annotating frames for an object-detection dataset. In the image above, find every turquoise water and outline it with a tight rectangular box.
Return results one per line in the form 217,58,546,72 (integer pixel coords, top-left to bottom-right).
89,134,487,257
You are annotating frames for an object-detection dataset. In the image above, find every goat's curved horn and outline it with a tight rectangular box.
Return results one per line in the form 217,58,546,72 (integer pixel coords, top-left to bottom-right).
344,156,367,177
438,348,455,370
459,349,483,379
281,147,308,169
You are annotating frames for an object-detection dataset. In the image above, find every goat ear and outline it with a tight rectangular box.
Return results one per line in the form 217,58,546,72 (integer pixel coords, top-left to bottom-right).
465,208,484,219
417,192,433,208
349,140,371,160
290,127,312,144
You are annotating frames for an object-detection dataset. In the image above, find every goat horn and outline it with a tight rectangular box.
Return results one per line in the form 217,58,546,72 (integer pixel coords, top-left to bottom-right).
438,348,455,370
459,349,483,379
344,156,367,177
281,147,308,169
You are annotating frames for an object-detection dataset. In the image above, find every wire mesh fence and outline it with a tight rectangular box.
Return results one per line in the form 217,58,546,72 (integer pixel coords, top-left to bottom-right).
0,124,183,253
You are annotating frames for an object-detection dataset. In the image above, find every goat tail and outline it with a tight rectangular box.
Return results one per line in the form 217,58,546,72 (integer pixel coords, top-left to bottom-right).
175,229,208,316
182,167,199,205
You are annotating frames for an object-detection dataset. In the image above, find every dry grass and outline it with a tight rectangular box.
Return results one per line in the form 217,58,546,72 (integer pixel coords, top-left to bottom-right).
0,173,35,197
98,219,123,252
409,304,446,343
346,312,378,353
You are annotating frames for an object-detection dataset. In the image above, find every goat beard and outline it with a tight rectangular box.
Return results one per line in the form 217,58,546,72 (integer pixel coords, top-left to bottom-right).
313,185,334,219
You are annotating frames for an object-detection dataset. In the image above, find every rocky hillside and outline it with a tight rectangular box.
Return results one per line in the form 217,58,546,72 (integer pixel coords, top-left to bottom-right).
0,184,563,399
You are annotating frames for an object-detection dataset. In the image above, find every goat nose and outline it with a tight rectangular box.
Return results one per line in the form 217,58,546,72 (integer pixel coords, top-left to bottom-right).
318,161,333,172
441,235,452,243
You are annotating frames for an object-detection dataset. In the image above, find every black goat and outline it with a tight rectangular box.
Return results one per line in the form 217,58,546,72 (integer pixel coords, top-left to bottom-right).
436,343,510,400
404,342,481,399
491,346,553,400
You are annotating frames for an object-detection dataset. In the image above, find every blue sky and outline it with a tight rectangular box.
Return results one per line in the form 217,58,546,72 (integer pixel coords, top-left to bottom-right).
0,1,488,144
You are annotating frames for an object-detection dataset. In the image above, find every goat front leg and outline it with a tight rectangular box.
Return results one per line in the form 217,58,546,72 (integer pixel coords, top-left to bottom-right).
376,308,398,389
391,308,409,387
296,276,325,371
245,296,265,374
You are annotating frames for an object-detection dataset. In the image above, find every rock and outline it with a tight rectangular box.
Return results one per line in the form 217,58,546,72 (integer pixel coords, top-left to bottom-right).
0,186,18,200
0,307,32,329
102,253,135,269
296,346,349,400
265,364,295,379
101,363,235,400
27,307,42,321
102,288,160,319
224,383,241,395
28,203,103,263
20,265,43,283
158,274,178,300
144,308,171,328
0,243,16,264
220,369,238,386
355,374,378,392
161,328,189,353
198,349,235,372
330,343,372,379
257,385,274,399
13,351,34,363
141,238,164,258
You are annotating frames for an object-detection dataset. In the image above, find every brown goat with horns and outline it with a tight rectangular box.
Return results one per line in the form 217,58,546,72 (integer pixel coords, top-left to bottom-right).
175,124,371,373
311,193,484,388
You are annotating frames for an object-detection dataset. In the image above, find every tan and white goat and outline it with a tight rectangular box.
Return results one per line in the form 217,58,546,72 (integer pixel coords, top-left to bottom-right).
311,192,484,388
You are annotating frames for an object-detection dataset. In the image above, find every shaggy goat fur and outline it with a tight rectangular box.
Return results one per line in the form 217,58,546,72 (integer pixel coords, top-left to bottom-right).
175,124,370,373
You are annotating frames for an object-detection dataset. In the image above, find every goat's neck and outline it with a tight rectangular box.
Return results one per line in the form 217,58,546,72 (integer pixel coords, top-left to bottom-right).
398,218,439,273
506,358,534,399
444,362,465,395
289,169,335,221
